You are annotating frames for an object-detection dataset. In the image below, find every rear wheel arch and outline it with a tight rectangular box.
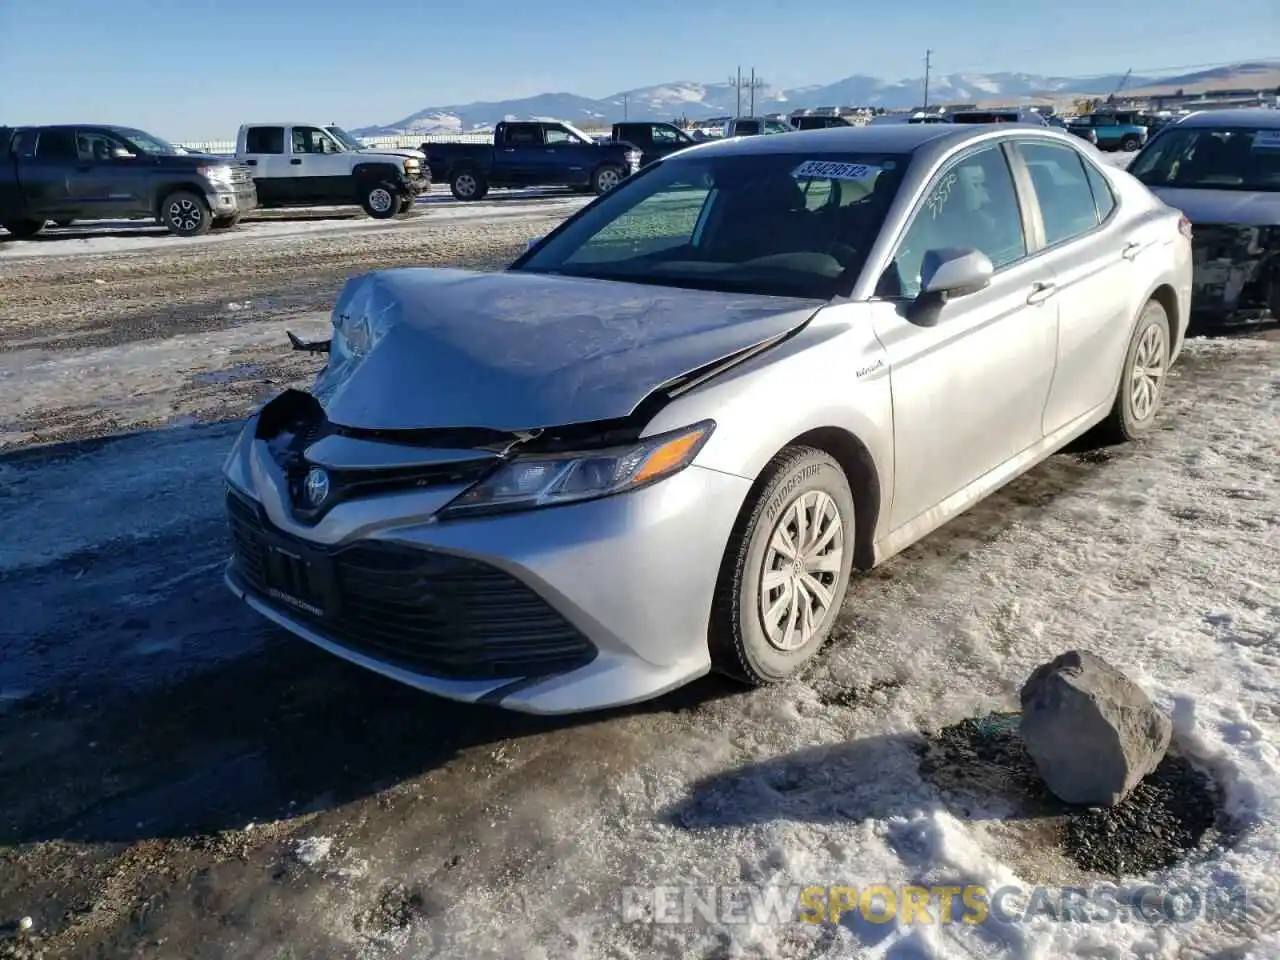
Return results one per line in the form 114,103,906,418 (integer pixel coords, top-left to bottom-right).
1148,283,1181,354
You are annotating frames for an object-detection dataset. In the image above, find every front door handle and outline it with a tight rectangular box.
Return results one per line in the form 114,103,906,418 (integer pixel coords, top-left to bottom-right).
290,158,302,165
1122,240,1144,261
1026,281,1057,305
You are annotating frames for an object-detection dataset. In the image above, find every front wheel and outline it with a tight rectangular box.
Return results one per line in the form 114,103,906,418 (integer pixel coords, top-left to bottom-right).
2,219,46,239
1096,299,1171,444
591,164,626,196
710,446,856,684
160,190,212,237
361,183,399,219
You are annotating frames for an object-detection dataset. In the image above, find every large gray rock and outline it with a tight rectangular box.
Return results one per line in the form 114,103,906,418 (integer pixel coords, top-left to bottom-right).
1019,650,1172,807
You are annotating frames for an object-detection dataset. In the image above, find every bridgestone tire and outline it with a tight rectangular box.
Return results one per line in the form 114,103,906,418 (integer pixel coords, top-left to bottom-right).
710,446,856,685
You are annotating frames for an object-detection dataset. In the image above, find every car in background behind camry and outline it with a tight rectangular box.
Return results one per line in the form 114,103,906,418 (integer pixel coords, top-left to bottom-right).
223,123,1192,714
1128,108,1280,329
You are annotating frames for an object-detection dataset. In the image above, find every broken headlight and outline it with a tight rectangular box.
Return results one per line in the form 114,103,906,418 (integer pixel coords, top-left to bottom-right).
438,421,714,518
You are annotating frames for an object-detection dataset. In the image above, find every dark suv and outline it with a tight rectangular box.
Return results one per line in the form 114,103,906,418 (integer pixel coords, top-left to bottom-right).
1,124,258,238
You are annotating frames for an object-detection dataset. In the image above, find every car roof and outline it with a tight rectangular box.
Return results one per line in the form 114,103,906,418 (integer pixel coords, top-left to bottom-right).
1174,108,1280,130
673,122,1062,159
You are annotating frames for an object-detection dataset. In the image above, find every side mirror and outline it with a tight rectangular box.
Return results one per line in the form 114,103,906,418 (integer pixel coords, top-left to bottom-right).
526,236,544,251
906,248,994,327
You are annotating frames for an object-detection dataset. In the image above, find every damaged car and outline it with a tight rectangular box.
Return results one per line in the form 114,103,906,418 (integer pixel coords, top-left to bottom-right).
223,123,1192,714
1128,108,1280,329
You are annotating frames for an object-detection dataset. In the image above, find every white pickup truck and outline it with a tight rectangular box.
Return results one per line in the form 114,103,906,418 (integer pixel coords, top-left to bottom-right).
234,122,430,218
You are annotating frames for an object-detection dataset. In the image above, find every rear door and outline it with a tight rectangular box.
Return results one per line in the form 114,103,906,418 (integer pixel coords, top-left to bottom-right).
1011,139,1141,433
17,127,78,215
496,123,544,186
241,126,291,204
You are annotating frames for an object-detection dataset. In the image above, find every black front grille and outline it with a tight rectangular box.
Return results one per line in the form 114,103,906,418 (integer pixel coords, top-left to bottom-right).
226,490,597,681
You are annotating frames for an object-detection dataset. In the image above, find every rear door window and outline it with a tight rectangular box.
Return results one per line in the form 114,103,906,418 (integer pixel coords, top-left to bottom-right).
1017,141,1102,245
245,126,285,154
35,128,77,161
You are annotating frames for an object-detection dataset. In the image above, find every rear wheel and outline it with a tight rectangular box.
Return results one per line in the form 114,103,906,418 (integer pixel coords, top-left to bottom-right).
160,190,212,237
450,169,487,201
710,446,856,684
591,164,626,196
1096,299,1171,443
361,183,399,219
1121,135,1142,152
2,219,46,239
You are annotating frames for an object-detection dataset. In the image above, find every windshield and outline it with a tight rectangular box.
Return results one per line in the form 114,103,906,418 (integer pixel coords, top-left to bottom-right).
326,125,365,151
513,151,910,299
1130,127,1280,192
111,127,178,155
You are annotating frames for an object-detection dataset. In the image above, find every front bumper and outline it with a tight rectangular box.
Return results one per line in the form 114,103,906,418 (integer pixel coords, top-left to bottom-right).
401,173,430,198
1189,223,1279,329
208,181,258,218
221,428,752,714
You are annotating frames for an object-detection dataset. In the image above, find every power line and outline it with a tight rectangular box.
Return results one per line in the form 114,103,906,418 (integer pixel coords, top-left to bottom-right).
933,53,1279,81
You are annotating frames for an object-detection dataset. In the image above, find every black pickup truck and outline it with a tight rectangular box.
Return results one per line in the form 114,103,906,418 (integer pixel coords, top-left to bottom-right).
609,121,700,168
422,121,641,200
0,124,258,239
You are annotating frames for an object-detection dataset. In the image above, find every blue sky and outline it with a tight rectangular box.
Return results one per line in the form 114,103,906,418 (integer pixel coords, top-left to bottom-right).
1,0,1276,139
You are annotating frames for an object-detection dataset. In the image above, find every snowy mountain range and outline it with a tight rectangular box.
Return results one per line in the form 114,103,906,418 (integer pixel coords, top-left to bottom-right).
353,60,1280,135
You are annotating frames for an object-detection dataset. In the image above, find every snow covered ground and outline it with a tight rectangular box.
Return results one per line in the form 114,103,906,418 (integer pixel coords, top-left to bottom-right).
0,192,590,260
2,141,1278,958
1,332,1276,958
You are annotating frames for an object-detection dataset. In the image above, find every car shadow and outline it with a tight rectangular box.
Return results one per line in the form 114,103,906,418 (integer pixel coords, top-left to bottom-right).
0,422,742,848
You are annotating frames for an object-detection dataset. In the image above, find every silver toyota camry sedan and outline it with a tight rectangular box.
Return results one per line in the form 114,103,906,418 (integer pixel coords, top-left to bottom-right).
223,123,1193,714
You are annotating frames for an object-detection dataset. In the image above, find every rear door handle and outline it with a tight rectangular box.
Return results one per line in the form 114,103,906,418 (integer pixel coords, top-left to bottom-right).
245,158,257,166
1122,240,1144,261
1026,281,1057,305
290,158,302,165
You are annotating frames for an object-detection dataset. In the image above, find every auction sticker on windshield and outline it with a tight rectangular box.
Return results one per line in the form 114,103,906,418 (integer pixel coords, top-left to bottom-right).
792,160,881,182
1252,130,1280,151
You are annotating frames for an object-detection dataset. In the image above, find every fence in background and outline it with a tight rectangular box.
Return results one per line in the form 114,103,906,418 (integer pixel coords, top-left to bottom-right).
176,130,611,155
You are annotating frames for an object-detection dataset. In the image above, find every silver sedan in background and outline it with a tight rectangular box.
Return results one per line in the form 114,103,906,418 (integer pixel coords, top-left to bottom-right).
223,123,1193,714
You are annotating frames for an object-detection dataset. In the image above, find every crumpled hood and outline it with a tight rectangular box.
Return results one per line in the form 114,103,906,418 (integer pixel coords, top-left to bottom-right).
1149,187,1280,228
314,267,823,432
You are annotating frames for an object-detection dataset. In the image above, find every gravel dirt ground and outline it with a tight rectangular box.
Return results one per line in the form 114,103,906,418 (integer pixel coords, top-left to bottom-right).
1,205,1278,959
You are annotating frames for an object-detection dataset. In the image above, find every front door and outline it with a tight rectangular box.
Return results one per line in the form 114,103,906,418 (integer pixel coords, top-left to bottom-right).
498,123,546,187
69,128,149,218
872,142,1059,531
288,126,355,204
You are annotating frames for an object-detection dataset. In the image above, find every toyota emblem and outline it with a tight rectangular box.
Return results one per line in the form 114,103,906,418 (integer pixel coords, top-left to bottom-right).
303,467,330,506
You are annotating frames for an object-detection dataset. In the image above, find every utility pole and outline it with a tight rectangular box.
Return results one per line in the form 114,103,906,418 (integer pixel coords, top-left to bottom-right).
748,68,765,115
729,66,743,117
623,94,629,120
923,49,933,111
